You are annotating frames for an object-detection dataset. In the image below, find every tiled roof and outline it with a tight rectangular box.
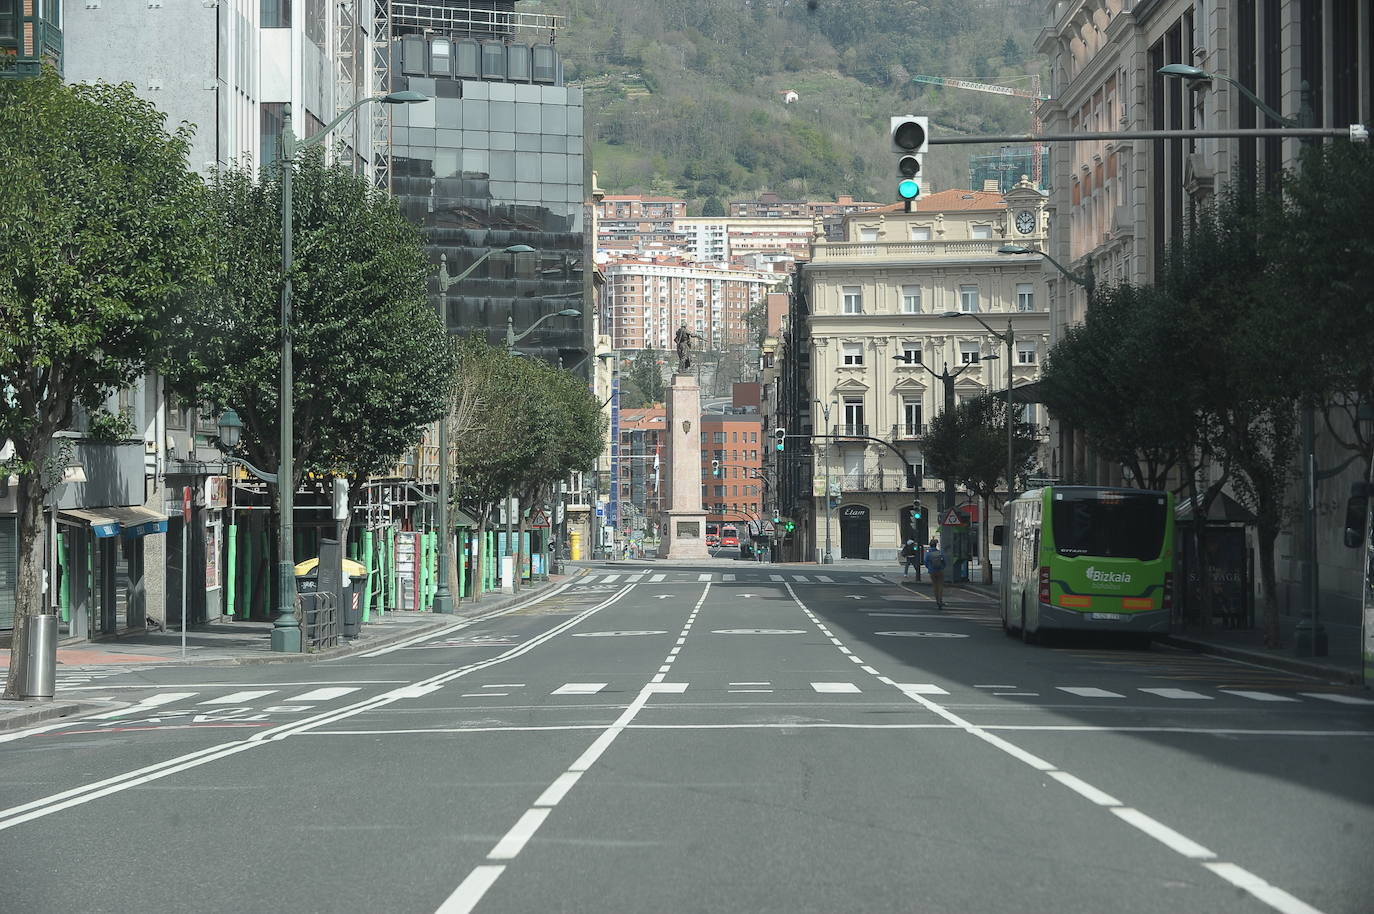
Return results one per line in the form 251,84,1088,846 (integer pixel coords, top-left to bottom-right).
864,189,1007,214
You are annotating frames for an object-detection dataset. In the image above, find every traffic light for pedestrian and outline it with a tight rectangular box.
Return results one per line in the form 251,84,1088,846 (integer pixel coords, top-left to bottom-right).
890,115,928,201
911,503,923,521
775,427,786,452
785,520,795,532
711,459,720,477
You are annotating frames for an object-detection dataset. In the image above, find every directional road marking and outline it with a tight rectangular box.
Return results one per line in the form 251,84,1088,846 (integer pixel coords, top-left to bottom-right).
1218,690,1299,702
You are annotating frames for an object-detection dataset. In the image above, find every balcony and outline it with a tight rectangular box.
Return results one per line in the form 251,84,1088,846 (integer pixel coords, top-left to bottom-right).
892,423,927,440
834,424,869,438
831,465,926,493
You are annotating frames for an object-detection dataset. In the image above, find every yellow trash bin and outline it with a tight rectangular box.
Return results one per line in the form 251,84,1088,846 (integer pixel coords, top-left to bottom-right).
570,530,583,562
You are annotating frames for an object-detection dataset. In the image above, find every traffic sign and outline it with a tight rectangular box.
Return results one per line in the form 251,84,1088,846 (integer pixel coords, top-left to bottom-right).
940,508,966,527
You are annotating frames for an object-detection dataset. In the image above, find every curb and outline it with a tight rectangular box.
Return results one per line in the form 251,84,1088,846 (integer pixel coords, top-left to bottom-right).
233,570,586,666
1156,634,1365,686
0,700,108,733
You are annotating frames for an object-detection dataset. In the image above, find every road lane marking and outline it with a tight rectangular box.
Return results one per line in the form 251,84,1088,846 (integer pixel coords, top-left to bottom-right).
862,575,884,583
649,573,666,582
697,573,712,582
552,683,606,695
791,575,809,583
601,574,620,583
200,690,279,705
816,575,834,583
722,574,735,582
627,575,644,583
1300,692,1374,705
1219,690,1299,702
435,864,506,914
780,581,1326,914
488,808,551,860
1138,688,1212,700
88,692,198,719
894,683,950,695
286,687,361,702
1057,687,1125,698
533,771,583,807
769,574,784,582
811,682,861,693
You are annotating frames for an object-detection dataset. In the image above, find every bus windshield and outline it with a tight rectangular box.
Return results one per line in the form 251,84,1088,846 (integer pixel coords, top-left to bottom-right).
1050,491,1168,560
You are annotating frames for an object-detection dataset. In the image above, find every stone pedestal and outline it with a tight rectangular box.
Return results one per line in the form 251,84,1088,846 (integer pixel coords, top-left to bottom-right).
661,372,710,561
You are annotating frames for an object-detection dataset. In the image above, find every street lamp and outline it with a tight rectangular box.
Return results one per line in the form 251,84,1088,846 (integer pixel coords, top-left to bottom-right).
892,352,992,515
270,89,427,652
815,399,836,564
432,243,535,614
997,243,1095,300
1157,63,1300,128
940,310,1018,503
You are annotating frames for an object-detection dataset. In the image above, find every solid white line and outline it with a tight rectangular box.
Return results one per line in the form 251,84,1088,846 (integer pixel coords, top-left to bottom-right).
0,720,92,743
484,684,524,689
306,722,1374,737
488,808,551,860
89,692,198,719
1048,770,1122,807
728,689,772,693
811,682,861,693
434,864,506,914
461,693,506,698
1111,807,1216,859
1300,692,1374,705
1202,863,1327,914
201,690,276,705
552,683,606,695
650,573,666,582
568,689,655,772
730,681,770,686
1058,686,1126,698
287,687,361,702
974,684,1017,689
862,575,884,583
1219,690,1299,702
1139,687,1212,700
697,573,712,582
534,771,584,808
860,666,880,675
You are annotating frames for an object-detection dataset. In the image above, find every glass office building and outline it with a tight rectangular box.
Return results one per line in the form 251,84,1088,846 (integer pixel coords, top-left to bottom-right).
387,29,590,368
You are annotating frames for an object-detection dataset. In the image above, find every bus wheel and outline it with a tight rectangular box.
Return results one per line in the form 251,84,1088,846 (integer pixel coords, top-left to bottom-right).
1020,600,1038,645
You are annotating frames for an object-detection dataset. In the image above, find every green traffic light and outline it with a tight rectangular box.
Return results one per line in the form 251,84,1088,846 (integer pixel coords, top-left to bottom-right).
898,178,920,200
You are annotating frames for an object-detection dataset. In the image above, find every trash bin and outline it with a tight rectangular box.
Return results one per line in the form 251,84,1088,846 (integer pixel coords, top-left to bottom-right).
21,613,58,700
342,570,367,639
295,569,319,594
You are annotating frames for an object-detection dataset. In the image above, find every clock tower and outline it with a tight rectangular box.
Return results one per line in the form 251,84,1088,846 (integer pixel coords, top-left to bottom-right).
1003,174,1047,242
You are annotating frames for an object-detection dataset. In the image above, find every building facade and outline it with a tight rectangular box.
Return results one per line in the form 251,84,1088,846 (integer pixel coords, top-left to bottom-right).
602,258,778,352
786,187,1052,563
700,412,764,528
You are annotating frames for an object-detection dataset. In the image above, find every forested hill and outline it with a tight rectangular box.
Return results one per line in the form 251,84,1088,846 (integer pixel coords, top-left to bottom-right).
529,0,1046,211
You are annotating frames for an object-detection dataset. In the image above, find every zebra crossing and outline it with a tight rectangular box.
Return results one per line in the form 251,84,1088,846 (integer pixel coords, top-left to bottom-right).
87,685,368,721
576,572,890,587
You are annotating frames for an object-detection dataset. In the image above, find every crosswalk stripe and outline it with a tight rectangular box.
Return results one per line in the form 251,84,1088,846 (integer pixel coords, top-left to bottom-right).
650,574,666,582
895,683,950,695
1218,690,1299,702
722,574,735,582
1139,688,1212,700
601,574,620,583
1057,687,1126,698
627,574,644,583
552,683,607,695
791,575,809,583
769,574,784,582
89,692,198,719
811,682,861,693
862,575,884,584
579,575,600,584
201,690,276,705
287,687,361,702
1300,692,1374,706
816,575,834,583
697,573,712,582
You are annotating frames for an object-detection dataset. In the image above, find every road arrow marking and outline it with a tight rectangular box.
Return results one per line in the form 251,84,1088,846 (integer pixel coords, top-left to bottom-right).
655,594,672,600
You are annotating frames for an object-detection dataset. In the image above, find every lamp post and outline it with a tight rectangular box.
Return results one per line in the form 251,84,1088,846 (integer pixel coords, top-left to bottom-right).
891,353,992,514
501,306,583,589
940,311,1017,502
815,399,836,564
997,243,1095,300
270,89,426,652
433,244,535,613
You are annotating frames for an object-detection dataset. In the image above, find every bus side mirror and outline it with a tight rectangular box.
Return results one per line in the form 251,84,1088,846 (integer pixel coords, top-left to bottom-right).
992,525,1005,547
1344,491,1369,549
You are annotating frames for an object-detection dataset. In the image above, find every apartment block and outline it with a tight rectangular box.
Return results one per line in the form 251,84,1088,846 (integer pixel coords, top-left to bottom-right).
603,257,778,352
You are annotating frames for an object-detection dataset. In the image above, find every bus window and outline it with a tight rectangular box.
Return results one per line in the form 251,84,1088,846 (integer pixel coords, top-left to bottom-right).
1051,493,1167,560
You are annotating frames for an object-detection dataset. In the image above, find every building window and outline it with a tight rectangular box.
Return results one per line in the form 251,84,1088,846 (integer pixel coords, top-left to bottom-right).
1016,283,1035,312
843,397,865,433
959,285,979,313
841,342,864,366
971,225,992,239
1017,343,1037,364
960,342,983,364
842,286,863,314
260,102,287,164
713,432,726,444
858,227,879,242
902,399,923,436
900,342,922,364
901,285,921,314
910,226,931,241
1020,403,1040,425
261,0,290,28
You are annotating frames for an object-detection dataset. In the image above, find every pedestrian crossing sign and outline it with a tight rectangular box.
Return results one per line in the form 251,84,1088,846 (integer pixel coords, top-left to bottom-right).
941,509,966,527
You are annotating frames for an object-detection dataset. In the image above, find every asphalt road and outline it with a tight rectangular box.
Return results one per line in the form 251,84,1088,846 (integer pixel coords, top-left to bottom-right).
2,563,1371,914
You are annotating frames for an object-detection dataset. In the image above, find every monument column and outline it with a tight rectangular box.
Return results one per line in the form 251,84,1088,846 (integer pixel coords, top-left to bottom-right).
662,370,710,561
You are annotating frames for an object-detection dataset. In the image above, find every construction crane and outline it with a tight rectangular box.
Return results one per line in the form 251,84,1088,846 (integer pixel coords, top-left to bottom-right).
912,74,1051,187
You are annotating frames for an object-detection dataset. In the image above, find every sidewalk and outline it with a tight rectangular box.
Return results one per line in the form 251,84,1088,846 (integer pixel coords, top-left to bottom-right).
951,570,1365,686
0,570,583,732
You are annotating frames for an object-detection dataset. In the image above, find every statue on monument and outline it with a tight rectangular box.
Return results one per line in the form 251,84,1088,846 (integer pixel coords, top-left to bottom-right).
673,325,699,373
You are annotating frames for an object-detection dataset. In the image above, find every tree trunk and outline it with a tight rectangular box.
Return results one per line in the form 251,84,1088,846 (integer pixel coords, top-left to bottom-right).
1257,521,1283,648
473,517,488,602
3,471,50,700
981,494,993,585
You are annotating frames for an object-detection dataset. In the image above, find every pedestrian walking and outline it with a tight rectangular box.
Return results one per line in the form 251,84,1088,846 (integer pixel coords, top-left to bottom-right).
900,540,920,577
924,538,947,609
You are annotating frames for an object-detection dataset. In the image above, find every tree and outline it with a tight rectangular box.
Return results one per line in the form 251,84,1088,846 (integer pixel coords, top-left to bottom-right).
920,393,1039,583
0,71,212,699
169,149,448,502
702,195,726,217
624,348,666,405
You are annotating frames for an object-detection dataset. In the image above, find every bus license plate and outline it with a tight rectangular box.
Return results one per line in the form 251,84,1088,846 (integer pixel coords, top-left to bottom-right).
1089,612,1127,621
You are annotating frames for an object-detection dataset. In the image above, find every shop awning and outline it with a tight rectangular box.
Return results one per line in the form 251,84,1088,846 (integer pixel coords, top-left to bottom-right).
60,506,169,539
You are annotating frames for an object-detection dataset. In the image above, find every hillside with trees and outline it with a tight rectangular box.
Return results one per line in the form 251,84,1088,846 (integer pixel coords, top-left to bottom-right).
530,0,1046,208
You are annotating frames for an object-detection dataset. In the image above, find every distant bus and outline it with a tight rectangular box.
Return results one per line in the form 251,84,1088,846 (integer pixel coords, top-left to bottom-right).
721,524,740,548
706,523,720,547
997,486,1174,643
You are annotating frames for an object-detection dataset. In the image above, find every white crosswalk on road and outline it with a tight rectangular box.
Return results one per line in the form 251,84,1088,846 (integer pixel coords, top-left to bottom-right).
1058,687,1126,698
552,683,607,695
201,690,277,705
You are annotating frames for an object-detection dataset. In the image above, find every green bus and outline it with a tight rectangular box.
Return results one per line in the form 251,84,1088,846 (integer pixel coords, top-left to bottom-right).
995,486,1175,642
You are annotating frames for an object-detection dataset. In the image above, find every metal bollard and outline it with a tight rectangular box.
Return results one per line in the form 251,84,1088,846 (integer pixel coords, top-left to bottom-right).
21,613,58,700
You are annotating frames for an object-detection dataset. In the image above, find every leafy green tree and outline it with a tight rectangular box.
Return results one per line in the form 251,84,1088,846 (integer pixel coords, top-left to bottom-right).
920,393,1039,583
171,149,447,492
0,71,212,698
702,195,726,217
623,349,666,406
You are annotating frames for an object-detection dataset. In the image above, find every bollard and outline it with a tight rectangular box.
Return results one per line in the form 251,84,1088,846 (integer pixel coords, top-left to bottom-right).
21,613,58,700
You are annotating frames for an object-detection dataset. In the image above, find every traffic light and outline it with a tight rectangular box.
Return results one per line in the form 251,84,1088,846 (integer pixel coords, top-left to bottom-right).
785,520,795,532
890,115,928,201
711,459,720,477
911,502,923,522
774,427,786,452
